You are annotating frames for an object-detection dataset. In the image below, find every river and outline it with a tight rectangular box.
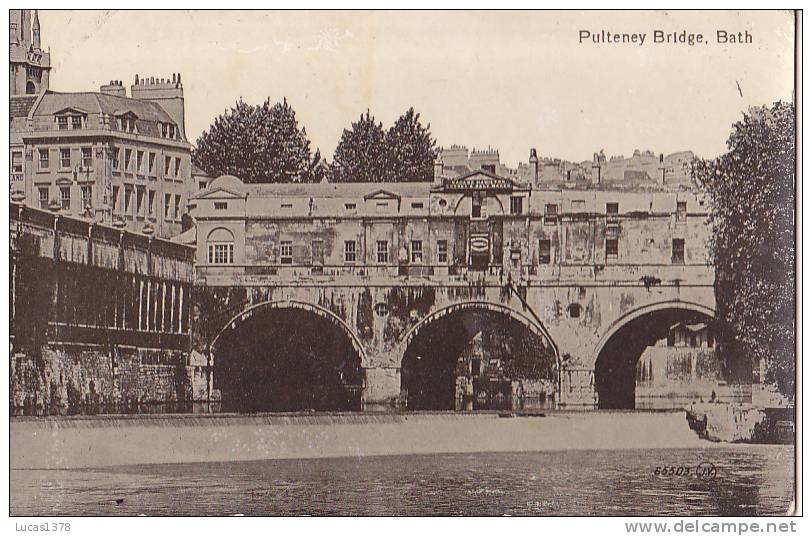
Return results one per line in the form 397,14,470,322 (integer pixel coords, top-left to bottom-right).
11,445,793,516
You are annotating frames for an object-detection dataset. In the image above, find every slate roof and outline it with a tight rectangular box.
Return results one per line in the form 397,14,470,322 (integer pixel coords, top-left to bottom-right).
31,91,185,141
10,95,39,118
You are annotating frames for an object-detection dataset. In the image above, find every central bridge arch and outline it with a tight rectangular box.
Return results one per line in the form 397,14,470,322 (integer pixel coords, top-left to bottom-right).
398,301,559,411
211,300,367,412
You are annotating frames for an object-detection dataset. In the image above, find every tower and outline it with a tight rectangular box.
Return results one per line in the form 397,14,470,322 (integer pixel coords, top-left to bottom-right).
9,9,51,95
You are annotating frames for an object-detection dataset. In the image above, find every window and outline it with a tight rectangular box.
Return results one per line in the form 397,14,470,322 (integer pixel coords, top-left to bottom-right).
199,181,207,190
148,153,156,175
539,239,552,264
59,148,71,169
437,240,448,264
124,187,132,214
672,238,685,264
174,196,181,219
11,151,23,173
344,240,357,263
136,151,144,173
606,202,619,218
544,204,558,224
676,201,687,223
411,202,424,209
81,147,92,169
280,241,293,265
148,190,156,216
136,188,144,216
472,197,482,219
605,238,618,261
60,186,71,211
165,156,172,176
112,148,120,170
71,115,83,130
411,240,423,264
214,202,228,210
81,185,92,209
57,116,68,130
510,196,523,215
568,303,582,318
38,187,49,209
208,243,234,265
164,193,172,219
38,149,49,169
169,125,176,139
376,240,389,263
174,157,181,177
344,203,356,210
161,124,168,138
112,186,120,212
281,203,293,209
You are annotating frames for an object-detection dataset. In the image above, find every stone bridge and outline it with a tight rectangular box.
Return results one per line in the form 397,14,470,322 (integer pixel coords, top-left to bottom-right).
194,268,715,409
189,172,717,410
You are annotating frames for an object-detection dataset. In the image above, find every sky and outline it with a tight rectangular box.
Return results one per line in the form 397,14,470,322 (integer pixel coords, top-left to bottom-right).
38,10,795,165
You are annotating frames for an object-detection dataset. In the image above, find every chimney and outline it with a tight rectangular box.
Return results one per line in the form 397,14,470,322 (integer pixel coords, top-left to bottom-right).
529,148,539,184
592,152,602,184
433,155,444,186
100,80,126,97
131,73,186,137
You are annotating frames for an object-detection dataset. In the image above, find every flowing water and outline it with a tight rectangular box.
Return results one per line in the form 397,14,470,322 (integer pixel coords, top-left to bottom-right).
11,445,794,516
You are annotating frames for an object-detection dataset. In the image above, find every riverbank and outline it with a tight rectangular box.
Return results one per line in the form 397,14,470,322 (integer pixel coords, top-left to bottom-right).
11,410,739,470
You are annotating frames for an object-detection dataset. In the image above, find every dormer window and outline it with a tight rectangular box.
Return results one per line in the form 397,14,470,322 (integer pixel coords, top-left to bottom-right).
57,116,69,130
117,113,137,133
71,116,83,130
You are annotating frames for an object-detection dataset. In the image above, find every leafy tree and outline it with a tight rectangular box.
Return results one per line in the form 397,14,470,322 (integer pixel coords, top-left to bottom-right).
193,98,314,183
329,110,388,183
330,108,437,182
384,107,437,182
693,102,795,398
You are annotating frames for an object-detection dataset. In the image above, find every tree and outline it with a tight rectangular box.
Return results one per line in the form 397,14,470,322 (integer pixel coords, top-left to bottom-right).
193,98,314,183
384,107,437,182
329,108,437,183
693,101,795,399
329,111,388,183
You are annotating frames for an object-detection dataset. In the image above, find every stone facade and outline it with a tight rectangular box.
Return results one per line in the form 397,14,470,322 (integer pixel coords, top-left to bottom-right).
9,10,194,239
189,156,716,409
10,203,202,415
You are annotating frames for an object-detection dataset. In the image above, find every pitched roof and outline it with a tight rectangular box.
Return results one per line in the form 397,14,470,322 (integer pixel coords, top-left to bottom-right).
10,95,39,118
31,91,185,141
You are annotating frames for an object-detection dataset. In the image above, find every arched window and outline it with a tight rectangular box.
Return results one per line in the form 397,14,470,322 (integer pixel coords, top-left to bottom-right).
25,81,36,94
207,228,234,265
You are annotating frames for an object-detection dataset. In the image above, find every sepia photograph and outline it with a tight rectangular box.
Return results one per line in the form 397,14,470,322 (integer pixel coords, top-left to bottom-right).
6,7,799,522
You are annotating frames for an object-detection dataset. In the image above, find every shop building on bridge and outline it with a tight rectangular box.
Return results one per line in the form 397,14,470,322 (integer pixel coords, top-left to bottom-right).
188,149,717,410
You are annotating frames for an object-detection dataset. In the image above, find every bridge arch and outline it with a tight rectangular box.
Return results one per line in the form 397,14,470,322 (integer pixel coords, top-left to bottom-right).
210,299,367,412
399,301,559,360
399,301,559,410
211,299,368,365
592,299,716,409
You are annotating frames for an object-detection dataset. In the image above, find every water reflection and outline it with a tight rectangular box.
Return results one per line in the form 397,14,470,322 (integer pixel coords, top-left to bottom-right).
11,447,793,516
